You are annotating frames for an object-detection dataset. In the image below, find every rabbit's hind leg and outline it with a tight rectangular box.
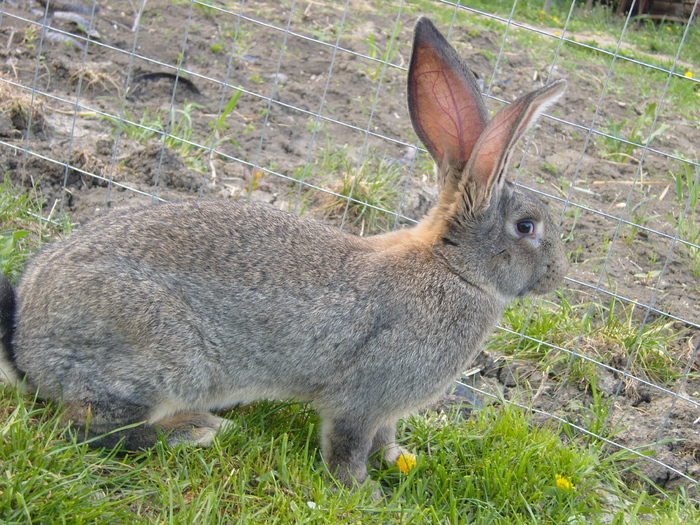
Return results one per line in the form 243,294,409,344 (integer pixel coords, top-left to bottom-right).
155,412,234,447
63,400,233,450
63,398,160,450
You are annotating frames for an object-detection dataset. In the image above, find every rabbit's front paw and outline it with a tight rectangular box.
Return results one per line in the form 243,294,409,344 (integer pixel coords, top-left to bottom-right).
381,444,417,473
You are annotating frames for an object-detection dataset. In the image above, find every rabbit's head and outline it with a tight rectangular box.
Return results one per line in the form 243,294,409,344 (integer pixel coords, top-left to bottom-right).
408,18,568,301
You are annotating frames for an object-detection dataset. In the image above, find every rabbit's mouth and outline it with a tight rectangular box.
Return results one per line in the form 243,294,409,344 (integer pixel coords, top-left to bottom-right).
528,258,569,297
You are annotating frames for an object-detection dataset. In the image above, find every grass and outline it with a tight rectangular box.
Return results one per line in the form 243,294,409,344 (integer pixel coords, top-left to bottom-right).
491,293,686,390
4,386,699,524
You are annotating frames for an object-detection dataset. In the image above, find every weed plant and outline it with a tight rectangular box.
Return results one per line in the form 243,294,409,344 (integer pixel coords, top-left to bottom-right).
361,22,403,80
102,107,163,144
295,141,405,232
101,90,241,174
668,159,700,277
600,103,670,163
0,178,70,283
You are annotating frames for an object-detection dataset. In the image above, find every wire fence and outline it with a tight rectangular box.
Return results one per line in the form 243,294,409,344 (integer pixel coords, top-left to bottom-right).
1,0,699,491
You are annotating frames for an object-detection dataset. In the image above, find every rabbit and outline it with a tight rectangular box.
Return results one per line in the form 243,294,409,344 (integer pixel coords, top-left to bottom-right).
0,17,567,488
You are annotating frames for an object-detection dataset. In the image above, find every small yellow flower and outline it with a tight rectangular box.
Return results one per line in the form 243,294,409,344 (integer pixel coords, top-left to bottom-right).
554,31,561,36
685,71,693,78
553,16,559,22
666,26,671,31
556,474,576,491
395,452,417,474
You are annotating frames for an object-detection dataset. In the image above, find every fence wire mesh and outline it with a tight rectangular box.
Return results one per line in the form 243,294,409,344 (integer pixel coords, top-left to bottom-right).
1,0,699,491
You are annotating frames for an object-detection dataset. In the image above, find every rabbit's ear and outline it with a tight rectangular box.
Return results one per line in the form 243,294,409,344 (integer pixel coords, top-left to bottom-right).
408,17,488,196
458,79,567,215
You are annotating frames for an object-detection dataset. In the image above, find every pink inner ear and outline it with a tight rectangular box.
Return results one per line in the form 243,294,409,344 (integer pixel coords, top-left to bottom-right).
468,99,523,184
468,80,566,189
410,41,485,170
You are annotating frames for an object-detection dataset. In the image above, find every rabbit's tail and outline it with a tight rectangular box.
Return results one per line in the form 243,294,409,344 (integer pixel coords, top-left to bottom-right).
0,275,23,386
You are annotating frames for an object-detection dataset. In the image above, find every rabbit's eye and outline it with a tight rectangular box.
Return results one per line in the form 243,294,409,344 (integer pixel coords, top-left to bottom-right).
516,220,535,235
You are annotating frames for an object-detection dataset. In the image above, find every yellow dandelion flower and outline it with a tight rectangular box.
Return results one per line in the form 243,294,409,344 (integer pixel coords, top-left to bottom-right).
554,31,561,36
395,452,417,474
556,474,576,491
685,71,693,78
553,17,559,22
666,26,671,31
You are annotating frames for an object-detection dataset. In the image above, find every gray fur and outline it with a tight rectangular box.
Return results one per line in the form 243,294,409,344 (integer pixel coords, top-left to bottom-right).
0,17,568,487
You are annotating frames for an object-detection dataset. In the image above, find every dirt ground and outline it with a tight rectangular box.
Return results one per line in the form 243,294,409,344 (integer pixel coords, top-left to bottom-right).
1,0,699,492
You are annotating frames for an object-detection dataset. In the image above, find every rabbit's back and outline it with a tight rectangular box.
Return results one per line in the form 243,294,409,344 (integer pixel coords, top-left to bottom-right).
13,200,498,421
